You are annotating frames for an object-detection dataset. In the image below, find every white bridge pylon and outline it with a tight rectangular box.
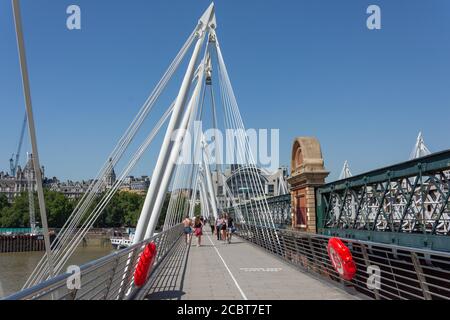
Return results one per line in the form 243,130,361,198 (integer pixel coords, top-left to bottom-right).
410,131,431,160
25,3,279,288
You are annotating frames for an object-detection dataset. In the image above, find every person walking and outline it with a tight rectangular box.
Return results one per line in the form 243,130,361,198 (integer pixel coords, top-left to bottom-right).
220,215,227,243
183,216,192,245
226,214,235,244
193,216,204,247
209,216,215,235
215,215,223,240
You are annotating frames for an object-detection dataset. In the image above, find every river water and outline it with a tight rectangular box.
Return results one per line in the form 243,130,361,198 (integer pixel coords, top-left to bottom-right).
0,245,114,298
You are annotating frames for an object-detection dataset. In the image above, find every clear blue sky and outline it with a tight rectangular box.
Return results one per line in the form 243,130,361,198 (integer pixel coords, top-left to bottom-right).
1,0,450,182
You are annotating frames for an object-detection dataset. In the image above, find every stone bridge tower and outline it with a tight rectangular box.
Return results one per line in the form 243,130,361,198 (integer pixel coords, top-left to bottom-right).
287,137,329,233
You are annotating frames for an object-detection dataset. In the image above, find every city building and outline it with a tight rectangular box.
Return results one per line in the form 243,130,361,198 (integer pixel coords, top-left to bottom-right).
118,176,151,195
1,157,132,201
0,155,42,202
45,177,91,200
211,165,289,209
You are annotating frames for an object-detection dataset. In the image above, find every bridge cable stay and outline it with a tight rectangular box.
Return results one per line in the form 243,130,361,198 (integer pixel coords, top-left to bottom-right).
189,176,204,222
26,2,280,290
24,28,197,288
198,177,211,220
187,177,200,221
51,103,176,276
115,20,214,298
186,116,213,225
216,73,257,232
141,48,210,241
409,131,431,160
161,53,213,232
169,8,276,245
198,181,209,220
134,29,216,242
25,18,201,288
186,122,211,224
155,27,279,248
30,103,174,286
196,158,217,221
214,39,281,252
166,94,204,228
168,122,208,229
163,35,268,232
131,6,215,247
156,12,276,243
277,174,289,195
43,29,196,255
213,169,246,225
26,101,176,287
162,30,280,250
112,64,208,299
156,43,210,235
67,60,203,295
151,31,278,250
51,30,195,241
339,160,353,180
201,140,220,219
27,99,174,285
162,107,202,230
23,50,193,288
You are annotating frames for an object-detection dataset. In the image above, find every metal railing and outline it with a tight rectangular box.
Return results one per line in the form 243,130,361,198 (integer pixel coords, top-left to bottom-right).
317,150,450,251
226,193,292,228
236,223,450,300
3,224,184,300
0,228,42,235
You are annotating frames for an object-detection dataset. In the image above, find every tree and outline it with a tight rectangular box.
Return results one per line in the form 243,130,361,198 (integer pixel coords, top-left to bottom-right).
95,191,145,228
44,190,76,228
0,189,177,229
157,192,172,229
0,192,29,228
0,194,9,212
0,191,76,228
194,203,201,217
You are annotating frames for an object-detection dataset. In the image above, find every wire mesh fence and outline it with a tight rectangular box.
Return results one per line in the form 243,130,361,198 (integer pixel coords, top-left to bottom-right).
236,223,450,300
3,224,183,300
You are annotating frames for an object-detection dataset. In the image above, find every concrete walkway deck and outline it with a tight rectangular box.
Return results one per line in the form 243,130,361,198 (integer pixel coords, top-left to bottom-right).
142,229,358,300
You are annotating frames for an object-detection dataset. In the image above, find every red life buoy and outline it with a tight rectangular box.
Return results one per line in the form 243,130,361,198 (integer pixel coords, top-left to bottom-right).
134,242,157,287
327,237,356,281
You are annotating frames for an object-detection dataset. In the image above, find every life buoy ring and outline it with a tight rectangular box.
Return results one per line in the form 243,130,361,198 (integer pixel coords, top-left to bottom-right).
134,242,157,287
327,237,356,281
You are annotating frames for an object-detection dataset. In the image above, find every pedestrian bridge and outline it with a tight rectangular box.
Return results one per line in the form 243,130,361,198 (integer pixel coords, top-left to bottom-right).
8,217,450,301
5,226,361,300
144,230,356,300
5,1,450,301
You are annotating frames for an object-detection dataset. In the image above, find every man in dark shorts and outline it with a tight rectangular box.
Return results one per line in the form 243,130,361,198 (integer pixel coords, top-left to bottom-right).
183,216,192,245
220,215,227,243
226,214,235,244
216,214,224,240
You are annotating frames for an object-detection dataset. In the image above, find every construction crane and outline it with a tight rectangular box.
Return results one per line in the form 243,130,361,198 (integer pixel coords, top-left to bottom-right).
9,114,36,234
26,153,36,234
9,112,27,177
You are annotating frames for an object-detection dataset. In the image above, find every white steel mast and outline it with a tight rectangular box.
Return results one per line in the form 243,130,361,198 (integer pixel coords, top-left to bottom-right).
12,0,54,277
134,3,216,243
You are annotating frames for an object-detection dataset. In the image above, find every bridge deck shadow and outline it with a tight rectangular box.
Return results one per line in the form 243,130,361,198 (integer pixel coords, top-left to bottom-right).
138,236,190,300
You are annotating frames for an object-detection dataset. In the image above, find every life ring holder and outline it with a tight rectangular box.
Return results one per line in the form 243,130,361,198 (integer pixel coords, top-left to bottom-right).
134,242,157,288
327,237,357,281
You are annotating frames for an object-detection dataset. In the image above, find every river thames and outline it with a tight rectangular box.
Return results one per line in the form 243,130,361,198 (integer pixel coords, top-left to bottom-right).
0,244,114,298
